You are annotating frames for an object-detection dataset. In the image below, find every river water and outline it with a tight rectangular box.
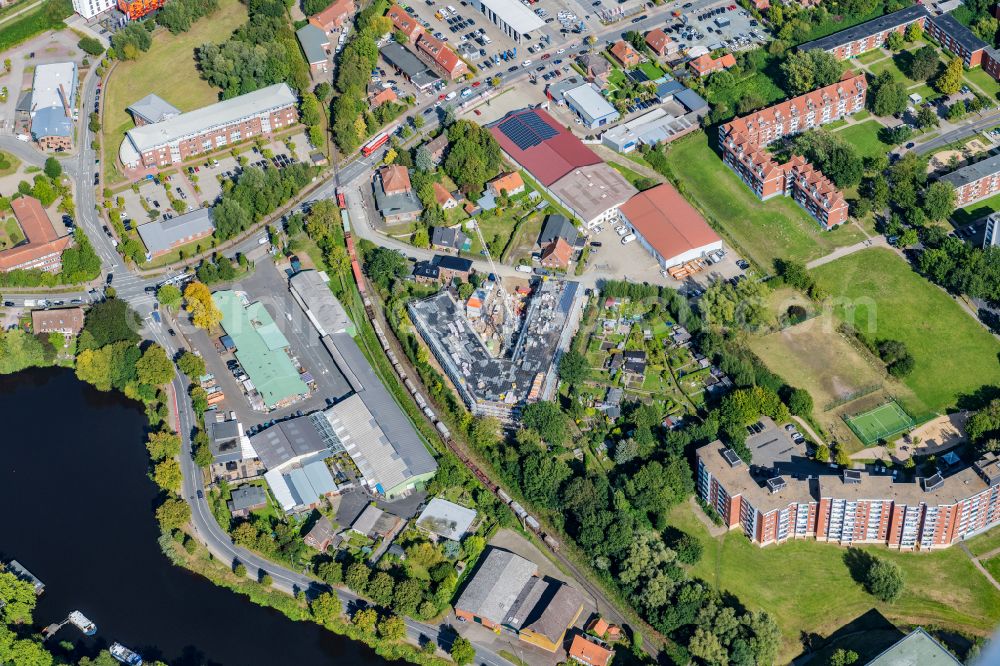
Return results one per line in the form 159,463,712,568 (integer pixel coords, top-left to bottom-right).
0,367,393,666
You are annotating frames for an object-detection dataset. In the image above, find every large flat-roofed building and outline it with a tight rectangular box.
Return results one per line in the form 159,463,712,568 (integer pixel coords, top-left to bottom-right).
477,0,545,43
120,83,298,171
489,108,636,228
1,196,71,273
928,12,987,67
867,628,963,666
287,270,438,497
696,441,1000,550
29,62,77,151
618,184,722,269
562,83,619,129
297,23,332,74
265,459,340,512
409,279,584,422
380,42,440,91
718,72,865,228
939,153,1000,207
455,548,584,652
137,207,215,258
798,5,929,59
213,290,310,410
601,107,698,153
416,497,477,541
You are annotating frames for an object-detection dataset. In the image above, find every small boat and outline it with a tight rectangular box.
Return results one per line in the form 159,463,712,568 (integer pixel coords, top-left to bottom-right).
110,642,143,666
68,611,96,636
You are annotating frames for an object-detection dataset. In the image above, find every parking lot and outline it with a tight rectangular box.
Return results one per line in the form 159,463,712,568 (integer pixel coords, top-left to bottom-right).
744,416,819,479
661,2,765,54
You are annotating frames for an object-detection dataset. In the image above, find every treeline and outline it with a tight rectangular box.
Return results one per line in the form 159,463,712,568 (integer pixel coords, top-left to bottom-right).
156,0,219,34
212,162,317,241
331,2,404,153
197,0,310,98
917,225,1000,303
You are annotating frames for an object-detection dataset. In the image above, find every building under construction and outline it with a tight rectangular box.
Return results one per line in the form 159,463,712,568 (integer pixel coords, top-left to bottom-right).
408,279,584,423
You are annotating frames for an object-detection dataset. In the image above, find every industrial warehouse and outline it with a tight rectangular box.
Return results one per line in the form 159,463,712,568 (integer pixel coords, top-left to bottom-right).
408,279,585,422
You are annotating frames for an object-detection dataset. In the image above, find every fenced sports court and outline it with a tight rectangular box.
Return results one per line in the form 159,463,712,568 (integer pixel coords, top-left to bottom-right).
843,400,916,445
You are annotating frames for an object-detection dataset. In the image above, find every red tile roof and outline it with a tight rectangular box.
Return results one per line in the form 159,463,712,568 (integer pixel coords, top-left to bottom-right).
488,171,524,194
370,87,398,107
488,108,602,187
387,4,424,40
433,181,455,205
540,237,573,268
609,40,640,66
309,0,355,29
689,52,736,75
645,29,672,54
380,165,412,195
417,34,468,77
569,635,614,666
618,183,720,264
0,197,69,272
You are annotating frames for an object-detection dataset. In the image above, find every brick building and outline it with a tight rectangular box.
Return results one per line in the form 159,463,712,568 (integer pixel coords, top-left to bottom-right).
940,152,1000,207
688,52,736,77
0,196,71,273
928,12,987,67
120,83,298,172
697,442,1000,550
797,5,929,60
415,33,469,80
718,72,866,228
308,0,355,31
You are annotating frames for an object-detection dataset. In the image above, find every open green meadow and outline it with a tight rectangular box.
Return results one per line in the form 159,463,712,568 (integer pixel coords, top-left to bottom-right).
833,120,893,160
952,190,1000,227
810,248,1000,414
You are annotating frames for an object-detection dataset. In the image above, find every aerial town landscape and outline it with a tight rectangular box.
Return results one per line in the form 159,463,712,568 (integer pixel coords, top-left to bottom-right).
8,0,1000,662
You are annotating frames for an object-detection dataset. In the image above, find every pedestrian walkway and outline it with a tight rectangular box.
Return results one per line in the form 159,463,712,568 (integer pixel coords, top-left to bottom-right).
960,542,1000,592
805,236,890,270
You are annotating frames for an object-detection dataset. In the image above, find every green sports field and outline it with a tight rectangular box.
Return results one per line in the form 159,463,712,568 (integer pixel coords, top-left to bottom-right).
844,400,916,444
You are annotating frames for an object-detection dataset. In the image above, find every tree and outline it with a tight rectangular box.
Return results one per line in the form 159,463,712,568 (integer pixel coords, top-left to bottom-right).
377,614,407,641
868,70,907,117
43,157,61,179
923,180,956,221
905,21,922,42
146,430,181,461
310,592,342,623
157,284,182,310
345,561,371,592
781,49,842,95
136,344,174,386
364,247,409,290
521,401,569,446
830,648,860,666
415,145,435,172
153,458,182,492
786,387,813,416
78,36,105,55
948,99,968,121
973,15,998,43
450,637,476,666
557,349,588,385
0,572,37,624
908,45,940,81
177,351,207,378
366,571,395,606
81,297,140,348
352,608,378,634
934,57,964,95
865,556,904,602
916,105,939,129
885,31,904,51
689,627,727,664
155,497,191,530
193,439,213,467
184,281,222,330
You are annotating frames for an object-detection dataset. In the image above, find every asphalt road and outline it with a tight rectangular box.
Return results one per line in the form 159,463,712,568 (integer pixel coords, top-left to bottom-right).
913,108,1000,155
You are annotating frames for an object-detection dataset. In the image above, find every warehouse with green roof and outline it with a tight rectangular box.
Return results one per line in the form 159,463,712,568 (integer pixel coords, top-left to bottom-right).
213,290,309,410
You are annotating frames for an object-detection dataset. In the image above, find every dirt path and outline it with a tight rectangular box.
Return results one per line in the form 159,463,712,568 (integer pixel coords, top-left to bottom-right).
793,416,827,448
805,236,891,270
960,542,1000,592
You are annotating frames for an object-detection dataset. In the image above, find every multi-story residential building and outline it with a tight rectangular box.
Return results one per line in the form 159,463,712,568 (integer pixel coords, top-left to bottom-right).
718,72,865,228
928,12,987,67
940,153,1000,207
73,0,114,19
697,442,1000,550
119,84,298,173
798,5,929,60
0,196,71,273
415,33,469,80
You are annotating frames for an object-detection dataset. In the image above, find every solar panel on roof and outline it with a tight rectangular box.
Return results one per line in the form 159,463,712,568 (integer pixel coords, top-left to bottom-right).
498,112,557,151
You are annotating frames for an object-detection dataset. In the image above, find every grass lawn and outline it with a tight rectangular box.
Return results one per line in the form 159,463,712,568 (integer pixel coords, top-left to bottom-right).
0,0,71,52
965,67,1000,98
984,555,1000,583
607,68,627,89
833,120,892,160
857,49,888,65
966,525,1000,558
0,149,20,177
906,82,939,102
951,192,1000,227
661,132,866,268
670,502,1000,664
637,61,665,80
102,0,248,180
607,160,653,189
810,248,1000,415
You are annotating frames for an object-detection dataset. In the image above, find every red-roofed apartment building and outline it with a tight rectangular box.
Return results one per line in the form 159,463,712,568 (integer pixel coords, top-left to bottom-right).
0,196,70,273
717,72,866,228
416,33,468,80
688,52,736,77
309,0,356,31
618,183,722,269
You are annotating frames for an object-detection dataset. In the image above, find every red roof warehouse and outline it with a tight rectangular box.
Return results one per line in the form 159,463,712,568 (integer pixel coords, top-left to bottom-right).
618,183,723,269
488,108,602,186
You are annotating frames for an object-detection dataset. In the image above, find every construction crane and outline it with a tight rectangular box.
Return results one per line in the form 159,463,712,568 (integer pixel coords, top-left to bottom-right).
469,220,517,346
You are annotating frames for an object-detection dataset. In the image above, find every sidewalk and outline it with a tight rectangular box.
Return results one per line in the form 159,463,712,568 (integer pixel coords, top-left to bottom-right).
805,236,890,270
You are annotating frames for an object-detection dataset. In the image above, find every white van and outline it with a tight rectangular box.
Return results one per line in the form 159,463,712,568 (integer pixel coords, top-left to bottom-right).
621,234,637,245
515,265,533,273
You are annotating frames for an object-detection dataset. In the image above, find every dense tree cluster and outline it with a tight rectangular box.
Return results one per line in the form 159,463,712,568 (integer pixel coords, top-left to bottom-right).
196,0,309,98
780,48,842,96
211,162,316,240
839,322,915,378
0,329,55,374
111,22,154,60
443,120,505,194
918,225,1000,303
867,70,907,117
156,0,218,33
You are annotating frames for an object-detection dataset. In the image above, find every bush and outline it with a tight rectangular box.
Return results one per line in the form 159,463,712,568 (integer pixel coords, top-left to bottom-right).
78,36,104,55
